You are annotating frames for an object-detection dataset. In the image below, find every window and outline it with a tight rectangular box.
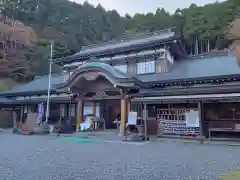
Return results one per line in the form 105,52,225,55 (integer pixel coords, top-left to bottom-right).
137,60,155,74
114,64,127,73
69,103,76,117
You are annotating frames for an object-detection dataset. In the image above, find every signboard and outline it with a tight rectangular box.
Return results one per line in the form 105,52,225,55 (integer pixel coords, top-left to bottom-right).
185,110,200,127
128,111,137,125
93,91,108,98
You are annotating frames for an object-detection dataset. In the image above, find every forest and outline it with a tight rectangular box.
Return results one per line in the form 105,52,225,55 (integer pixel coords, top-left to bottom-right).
0,0,240,88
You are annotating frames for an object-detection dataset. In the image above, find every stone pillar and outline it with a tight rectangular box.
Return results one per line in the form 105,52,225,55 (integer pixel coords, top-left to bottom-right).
120,97,127,135
76,99,83,132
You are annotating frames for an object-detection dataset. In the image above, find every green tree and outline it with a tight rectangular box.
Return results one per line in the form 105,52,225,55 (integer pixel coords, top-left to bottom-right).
1,0,240,83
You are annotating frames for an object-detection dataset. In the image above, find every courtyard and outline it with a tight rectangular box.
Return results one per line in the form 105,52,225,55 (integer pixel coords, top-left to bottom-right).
0,133,240,180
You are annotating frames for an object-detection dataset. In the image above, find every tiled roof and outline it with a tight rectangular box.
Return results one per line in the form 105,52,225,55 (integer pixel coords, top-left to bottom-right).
1,52,239,97
55,29,177,63
76,31,175,56
0,74,65,96
137,53,240,83
0,97,13,104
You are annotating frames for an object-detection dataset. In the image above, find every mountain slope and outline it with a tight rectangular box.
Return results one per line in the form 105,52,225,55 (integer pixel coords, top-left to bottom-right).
0,0,239,85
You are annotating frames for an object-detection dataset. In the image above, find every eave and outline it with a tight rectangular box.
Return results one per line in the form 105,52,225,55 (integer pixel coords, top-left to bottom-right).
0,89,66,98
147,74,240,89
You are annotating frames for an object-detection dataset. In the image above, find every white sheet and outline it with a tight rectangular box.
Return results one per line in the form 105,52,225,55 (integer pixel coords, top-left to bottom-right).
80,122,91,131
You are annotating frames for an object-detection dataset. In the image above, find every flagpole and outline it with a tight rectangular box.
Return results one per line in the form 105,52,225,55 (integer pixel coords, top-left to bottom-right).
45,41,53,123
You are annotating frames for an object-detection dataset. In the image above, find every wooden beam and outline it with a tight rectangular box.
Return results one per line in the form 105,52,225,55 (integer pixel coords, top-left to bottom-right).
84,95,122,101
198,102,204,142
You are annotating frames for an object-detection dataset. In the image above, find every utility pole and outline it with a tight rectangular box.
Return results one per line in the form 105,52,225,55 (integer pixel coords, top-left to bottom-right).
45,41,53,123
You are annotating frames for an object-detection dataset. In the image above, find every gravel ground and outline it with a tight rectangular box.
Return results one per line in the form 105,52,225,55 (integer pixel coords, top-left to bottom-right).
0,133,240,180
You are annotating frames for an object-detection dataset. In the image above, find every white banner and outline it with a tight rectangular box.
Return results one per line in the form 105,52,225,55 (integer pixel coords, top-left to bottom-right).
128,112,137,125
185,110,199,127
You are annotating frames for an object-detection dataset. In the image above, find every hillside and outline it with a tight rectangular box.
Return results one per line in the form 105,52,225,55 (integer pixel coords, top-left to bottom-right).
0,0,240,89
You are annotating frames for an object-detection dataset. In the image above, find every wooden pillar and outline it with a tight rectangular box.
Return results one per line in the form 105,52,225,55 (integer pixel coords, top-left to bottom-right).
143,103,148,141
76,99,83,132
92,102,97,129
198,102,204,143
120,98,127,134
59,104,64,126
20,104,23,128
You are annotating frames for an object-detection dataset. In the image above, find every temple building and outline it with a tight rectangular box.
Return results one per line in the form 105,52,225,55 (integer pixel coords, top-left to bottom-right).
1,28,240,138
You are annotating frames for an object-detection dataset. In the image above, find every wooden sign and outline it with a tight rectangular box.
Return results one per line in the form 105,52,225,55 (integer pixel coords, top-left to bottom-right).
93,91,108,98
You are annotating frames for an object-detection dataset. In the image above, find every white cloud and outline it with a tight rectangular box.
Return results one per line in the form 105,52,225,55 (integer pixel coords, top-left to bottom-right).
71,0,224,16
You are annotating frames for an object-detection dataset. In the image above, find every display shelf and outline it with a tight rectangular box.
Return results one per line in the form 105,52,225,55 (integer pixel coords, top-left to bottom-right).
157,108,199,136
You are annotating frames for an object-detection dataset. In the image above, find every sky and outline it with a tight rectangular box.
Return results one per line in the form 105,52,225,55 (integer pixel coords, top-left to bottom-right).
71,0,225,16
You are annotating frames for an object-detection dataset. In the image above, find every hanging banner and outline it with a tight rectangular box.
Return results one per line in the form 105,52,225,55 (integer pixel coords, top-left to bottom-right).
36,103,44,124
185,110,200,127
128,111,137,125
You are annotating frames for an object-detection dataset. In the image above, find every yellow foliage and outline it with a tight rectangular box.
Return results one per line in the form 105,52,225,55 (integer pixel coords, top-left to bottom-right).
228,19,240,40
222,170,240,180
0,19,37,46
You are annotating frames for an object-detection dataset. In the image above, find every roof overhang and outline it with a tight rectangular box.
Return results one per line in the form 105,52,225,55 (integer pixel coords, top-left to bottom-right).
0,90,59,98
133,93,240,103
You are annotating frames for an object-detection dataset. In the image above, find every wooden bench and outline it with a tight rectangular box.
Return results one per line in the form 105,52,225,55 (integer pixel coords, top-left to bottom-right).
209,128,240,139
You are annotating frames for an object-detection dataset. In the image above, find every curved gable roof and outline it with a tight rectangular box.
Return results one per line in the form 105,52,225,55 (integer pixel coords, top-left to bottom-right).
58,62,143,89
78,62,132,79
